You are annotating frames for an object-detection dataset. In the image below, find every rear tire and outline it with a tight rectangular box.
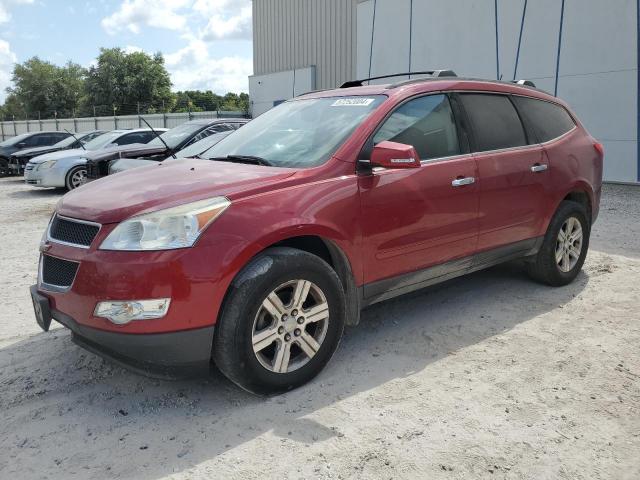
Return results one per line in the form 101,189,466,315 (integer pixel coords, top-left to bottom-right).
213,247,346,395
65,166,86,190
526,200,590,286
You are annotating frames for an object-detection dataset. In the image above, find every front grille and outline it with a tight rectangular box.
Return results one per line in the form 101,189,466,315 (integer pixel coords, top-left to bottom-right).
49,215,100,247
42,255,79,288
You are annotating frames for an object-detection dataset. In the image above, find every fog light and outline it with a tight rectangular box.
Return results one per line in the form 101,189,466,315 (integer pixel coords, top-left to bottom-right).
94,298,171,325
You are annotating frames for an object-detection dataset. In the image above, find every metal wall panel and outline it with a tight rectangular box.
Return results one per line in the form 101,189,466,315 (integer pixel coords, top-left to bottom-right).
356,0,638,183
252,0,357,90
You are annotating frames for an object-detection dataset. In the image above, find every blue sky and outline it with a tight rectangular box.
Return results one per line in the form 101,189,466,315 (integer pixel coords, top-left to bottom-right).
0,0,253,101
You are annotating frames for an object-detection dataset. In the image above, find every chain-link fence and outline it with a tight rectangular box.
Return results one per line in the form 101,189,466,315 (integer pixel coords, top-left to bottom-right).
0,110,249,141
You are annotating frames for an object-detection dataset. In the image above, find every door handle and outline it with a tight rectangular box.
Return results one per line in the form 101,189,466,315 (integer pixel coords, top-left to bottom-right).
531,163,548,173
451,176,475,187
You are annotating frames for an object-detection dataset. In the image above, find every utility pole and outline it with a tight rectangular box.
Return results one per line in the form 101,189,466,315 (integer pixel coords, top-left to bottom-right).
93,106,98,130
137,102,141,127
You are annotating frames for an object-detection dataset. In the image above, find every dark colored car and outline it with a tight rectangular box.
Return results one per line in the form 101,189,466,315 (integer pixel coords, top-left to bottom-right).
31,72,603,394
0,131,71,176
108,128,246,175
85,118,248,180
9,130,107,175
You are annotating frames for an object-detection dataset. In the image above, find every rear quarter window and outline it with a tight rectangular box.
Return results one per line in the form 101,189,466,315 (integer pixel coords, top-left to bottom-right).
460,93,527,152
512,96,576,143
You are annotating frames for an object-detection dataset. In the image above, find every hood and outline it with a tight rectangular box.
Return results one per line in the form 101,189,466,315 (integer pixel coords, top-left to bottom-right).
86,144,167,162
29,148,87,164
13,145,62,158
57,158,296,224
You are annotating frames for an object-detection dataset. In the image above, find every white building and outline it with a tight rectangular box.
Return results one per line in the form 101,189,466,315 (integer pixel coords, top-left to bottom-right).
250,0,638,183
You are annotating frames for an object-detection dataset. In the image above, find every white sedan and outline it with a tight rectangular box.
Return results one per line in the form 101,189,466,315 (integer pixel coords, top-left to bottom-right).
24,128,166,190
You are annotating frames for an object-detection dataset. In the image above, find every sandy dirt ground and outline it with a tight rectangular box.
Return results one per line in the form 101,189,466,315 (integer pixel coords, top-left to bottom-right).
0,177,638,480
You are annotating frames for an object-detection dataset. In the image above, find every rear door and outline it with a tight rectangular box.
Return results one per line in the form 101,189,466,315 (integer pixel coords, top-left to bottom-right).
358,93,479,295
458,93,551,253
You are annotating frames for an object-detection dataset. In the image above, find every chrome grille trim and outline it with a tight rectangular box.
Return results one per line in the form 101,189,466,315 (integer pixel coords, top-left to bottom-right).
47,214,102,249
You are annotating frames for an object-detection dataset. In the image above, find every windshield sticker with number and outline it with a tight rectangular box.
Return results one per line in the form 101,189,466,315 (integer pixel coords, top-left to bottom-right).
331,98,376,107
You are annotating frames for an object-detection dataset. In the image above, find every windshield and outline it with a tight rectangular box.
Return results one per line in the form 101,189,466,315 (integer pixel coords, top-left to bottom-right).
83,131,124,151
52,135,80,148
0,133,31,147
177,132,232,158
203,96,385,168
147,122,205,149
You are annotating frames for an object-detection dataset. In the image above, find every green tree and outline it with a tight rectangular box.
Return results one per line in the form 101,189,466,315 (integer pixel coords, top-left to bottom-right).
84,48,175,116
5,57,86,119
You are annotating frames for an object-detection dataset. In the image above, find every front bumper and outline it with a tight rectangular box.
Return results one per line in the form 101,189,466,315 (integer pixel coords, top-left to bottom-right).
24,165,65,187
31,285,214,378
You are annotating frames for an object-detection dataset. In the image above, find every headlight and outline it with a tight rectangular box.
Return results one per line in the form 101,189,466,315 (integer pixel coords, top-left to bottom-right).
38,160,57,170
100,197,230,251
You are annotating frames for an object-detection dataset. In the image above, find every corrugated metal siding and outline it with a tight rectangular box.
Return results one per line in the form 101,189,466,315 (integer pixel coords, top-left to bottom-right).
253,0,357,89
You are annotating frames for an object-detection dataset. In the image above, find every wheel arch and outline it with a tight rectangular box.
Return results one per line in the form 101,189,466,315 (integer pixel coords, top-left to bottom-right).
218,231,361,328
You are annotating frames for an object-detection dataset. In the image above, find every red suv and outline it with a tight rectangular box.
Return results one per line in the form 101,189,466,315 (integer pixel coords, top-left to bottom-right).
31,73,603,394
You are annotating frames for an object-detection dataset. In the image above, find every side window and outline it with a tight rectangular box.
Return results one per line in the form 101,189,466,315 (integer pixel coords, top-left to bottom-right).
460,93,527,152
22,134,42,147
116,133,145,145
512,96,576,143
372,94,461,160
52,133,69,143
140,131,158,143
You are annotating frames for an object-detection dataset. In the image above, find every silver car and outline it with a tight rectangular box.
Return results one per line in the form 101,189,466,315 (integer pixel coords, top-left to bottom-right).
24,128,165,190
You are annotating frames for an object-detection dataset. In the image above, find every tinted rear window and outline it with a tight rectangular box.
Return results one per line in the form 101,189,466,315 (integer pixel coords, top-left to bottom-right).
460,94,527,152
513,96,576,142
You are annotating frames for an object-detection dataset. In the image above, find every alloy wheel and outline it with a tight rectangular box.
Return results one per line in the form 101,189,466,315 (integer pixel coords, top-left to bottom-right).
251,279,329,374
555,216,583,273
70,169,86,189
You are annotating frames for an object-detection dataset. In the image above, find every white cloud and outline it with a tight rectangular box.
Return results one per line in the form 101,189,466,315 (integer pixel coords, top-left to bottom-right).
0,39,17,101
101,0,191,35
194,0,252,40
123,45,144,54
0,0,33,23
102,0,253,93
165,38,251,93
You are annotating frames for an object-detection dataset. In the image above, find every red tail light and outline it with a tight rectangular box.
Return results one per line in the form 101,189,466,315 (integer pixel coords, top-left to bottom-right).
593,142,604,157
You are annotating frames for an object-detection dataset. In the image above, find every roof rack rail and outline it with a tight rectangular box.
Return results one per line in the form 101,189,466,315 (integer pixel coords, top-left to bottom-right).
512,79,536,87
340,70,457,88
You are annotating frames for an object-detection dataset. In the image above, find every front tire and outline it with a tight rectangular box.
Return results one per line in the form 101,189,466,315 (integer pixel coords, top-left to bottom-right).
213,247,346,395
526,200,590,286
0,157,8,177
65,166,86,190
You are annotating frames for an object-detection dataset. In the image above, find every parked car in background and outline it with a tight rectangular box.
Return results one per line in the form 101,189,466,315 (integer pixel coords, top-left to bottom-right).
24,128,166,190
9,130,107,175
85,118,248,180
108,123,248,174
30,74,603,394
0,131,71,176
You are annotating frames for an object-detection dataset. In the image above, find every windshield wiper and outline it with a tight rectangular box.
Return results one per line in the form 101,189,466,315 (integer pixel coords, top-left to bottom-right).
209,155,272,166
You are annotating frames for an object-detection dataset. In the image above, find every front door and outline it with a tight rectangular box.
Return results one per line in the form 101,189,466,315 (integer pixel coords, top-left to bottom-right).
358,93,480,300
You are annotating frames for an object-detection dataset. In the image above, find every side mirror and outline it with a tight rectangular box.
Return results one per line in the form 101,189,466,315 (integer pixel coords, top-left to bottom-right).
370,141,421,169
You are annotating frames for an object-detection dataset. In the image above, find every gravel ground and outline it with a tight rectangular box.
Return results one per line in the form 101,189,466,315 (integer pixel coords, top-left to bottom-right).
0,177,638,480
